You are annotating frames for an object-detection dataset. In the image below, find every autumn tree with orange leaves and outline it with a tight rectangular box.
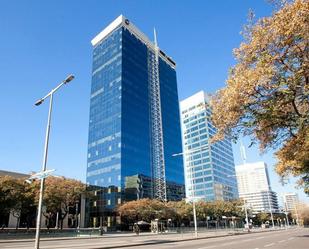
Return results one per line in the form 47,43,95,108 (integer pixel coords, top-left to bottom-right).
211,0,309,193
38,176,85,229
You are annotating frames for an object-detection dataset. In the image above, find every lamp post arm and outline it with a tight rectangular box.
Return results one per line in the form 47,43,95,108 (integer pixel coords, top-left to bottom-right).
34,74,74,106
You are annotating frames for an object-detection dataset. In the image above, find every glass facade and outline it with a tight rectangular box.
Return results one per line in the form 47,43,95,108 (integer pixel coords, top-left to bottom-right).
180,91,238,201
86,16,184,228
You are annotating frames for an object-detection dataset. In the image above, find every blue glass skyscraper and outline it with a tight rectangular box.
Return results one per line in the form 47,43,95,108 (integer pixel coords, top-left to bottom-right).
85,15,184,228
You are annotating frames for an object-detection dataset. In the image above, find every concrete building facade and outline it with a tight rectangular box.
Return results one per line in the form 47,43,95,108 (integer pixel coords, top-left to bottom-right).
235,162,279,213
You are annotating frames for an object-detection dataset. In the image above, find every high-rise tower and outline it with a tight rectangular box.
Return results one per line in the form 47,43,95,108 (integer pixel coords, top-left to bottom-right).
85,15,185,228
180,91,238,201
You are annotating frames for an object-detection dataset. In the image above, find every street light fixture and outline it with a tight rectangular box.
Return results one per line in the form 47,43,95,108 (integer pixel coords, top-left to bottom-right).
226,175,250,231
266,191,275,229
34,74,74,249
243,199,250,231
172,147,207,238
186,196,202,238
284,202,290,228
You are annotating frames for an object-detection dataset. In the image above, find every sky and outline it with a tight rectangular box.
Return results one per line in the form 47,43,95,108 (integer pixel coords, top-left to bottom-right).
0,0,307,204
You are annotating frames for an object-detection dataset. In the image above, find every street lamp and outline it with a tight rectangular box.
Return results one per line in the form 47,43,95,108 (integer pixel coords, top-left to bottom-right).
266,191,275,229
226,175,250,231
284,202,290,228
294,203,300,226
243,199,250,231
34,74,74,249
172,147,206,239
186,196,202,238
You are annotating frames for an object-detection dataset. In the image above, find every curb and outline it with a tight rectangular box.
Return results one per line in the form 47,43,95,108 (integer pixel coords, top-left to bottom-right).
0,228,291,245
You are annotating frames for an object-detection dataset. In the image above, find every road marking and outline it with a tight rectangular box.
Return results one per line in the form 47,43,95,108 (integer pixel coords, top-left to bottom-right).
242,238,254,242
288,237,295,240
278,240,286,243
222,242,237,246
264,243,275,247
197,246,217,249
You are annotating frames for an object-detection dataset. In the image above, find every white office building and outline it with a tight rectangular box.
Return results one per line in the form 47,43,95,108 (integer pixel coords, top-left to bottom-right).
180,91,238,201
282,192,299,212
235,162,279,213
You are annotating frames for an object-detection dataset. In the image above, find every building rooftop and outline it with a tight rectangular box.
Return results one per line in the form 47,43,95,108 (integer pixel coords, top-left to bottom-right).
180,90,211,110
91,15,176,68
0,169,30,178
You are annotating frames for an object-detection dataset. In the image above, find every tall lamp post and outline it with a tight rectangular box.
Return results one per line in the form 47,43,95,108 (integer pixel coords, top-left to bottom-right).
243,199,250,231
186,196,202,238
173,146,207,239
226,175,250,231
284,202,290,228
34,74,74,249
266,191,275,229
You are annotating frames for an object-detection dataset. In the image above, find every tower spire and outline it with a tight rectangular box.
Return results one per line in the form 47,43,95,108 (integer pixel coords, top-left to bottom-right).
153,28,158,48
240,140,247,164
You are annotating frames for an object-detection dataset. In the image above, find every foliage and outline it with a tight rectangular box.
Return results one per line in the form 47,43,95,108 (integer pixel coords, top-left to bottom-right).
292,202,309,225
0,176,36,228
118,198,246,225
38,176,85,228
196,200,244,220
167,200,192,224
118,198,167,223
275,129,309,194
0,175,85,229
210,0,309,192
255,212,270,224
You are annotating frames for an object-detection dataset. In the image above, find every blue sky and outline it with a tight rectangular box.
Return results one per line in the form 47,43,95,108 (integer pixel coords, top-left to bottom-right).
0,0,307,204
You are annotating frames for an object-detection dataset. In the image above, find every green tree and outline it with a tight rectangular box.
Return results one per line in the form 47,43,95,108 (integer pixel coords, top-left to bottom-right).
211,0,309,193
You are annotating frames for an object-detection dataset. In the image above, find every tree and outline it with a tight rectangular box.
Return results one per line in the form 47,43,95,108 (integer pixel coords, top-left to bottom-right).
255,212,270,225
118,199,168,224
33,176,85,229
118,199,248,229
0,176,20,216
295,202,309,225
0,176,36,229
167,200,192,225
211,0,309,192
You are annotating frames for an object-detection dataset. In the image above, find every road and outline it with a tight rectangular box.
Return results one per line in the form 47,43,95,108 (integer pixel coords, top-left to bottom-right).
124,228,308,249
0,228,307,249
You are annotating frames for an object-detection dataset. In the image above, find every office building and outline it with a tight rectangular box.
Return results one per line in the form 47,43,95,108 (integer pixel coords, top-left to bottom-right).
180,91,238,201
235,162,279,213
85,15,185,228
282,192,299,212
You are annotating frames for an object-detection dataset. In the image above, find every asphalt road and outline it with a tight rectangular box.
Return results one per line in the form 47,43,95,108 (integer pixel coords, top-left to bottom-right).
0,228,307,249
124,228,308,249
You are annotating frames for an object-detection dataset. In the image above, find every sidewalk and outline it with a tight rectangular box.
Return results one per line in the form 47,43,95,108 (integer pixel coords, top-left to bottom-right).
0,227,290,244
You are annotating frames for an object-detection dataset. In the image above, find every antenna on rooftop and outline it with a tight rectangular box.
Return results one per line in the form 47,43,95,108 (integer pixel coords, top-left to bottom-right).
240,140,247,164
